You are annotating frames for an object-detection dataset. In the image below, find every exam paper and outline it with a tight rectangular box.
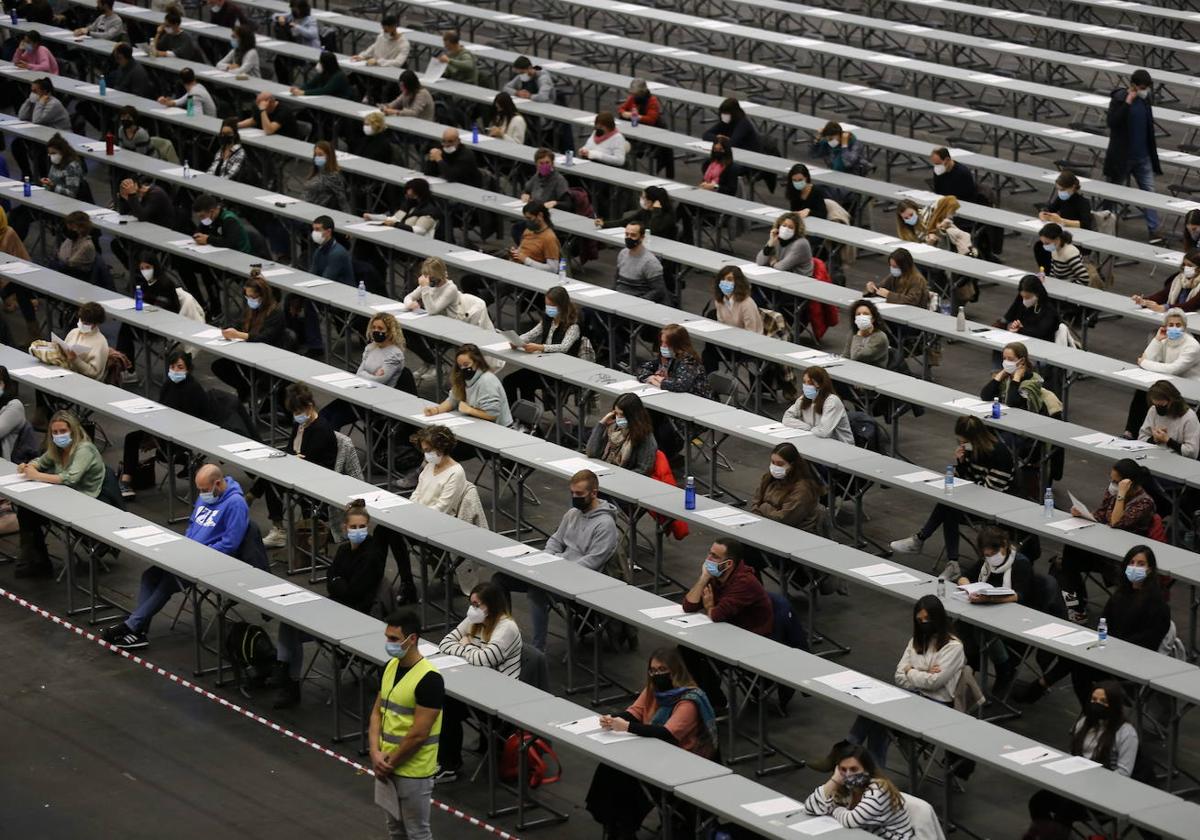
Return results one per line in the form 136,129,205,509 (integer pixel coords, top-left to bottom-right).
114,525,161,540
272,591,323,606
666,614,713,628
1043,755,1100,775
489,545,537,559
510,553,561,567
557,715,603,735
640,605,685,619
850,563,900,578
587,730,638,744
1000,746,1061,766
249,583,303,599
788,816,843,836
134,533,181,547
741,796,801,818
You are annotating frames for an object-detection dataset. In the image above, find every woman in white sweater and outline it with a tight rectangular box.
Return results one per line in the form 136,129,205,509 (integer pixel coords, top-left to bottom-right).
64,302,110,380
848,595,964,765
1138,307,1200,379
782,365,854,444
410,425,468,514
217,26,260,76
1139,380,1200,459
579,111,627,166
436,581,523,779
487,92,527,145
403,257,466,318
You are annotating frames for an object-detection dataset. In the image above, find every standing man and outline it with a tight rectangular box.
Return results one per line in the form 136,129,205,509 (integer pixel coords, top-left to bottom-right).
371,609,443,840
1104,69,1163,244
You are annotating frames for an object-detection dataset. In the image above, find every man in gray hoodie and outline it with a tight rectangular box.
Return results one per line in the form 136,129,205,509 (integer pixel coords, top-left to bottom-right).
495,469,618,651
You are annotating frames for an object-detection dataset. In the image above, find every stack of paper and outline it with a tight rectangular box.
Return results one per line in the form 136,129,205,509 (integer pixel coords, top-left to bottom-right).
697,506,761,527
1000,746,1061,766
109,397,165,415
510,552,561,567
547,457,612,475
666,614,712,628
639,604,685,619
813,670,909,704
219,440,279,460
12,365,71,379
409,413,473,428
956,582,1016,598
850,563,919,586
944,397,999,415
741,796,801,818
348,490,410,511
557,715,603,735
488,544,537,559
785,348,842,367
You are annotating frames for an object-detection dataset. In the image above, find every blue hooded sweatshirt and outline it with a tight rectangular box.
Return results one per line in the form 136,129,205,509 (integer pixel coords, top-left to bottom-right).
185,476,249,557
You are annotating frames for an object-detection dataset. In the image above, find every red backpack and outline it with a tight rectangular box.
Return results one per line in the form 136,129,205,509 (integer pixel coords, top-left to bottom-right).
499,733,561,788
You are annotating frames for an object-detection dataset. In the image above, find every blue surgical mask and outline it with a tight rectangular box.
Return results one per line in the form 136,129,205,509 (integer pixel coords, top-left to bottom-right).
384,640,407,658
1167,326,1185,341
246,296,261,310
313,155,327,168
230,36,238,48
1057,190,1071,201
791,179,807,190
703,559,723,576
902,214,918,227
718,279,735,296
614,416,628,429
659,345,674,358
1125,565,1148,583
167,369,187,384
293,413,309,425
52,433,72,448
889,266,901,278
347,526,368,545
1043,243,1056,253
198,490,217,504
802,383,818,400
545,305,559,318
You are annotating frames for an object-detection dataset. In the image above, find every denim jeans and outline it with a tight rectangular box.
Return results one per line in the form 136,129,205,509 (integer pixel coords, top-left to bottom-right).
1125,156,1160,234
383,775,434,840
848,715,891,767
493,573,551,651
126,567,182,633
276,624,312,679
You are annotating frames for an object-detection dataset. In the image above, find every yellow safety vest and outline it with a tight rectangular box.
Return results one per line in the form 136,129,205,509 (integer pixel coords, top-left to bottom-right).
379,656,442,778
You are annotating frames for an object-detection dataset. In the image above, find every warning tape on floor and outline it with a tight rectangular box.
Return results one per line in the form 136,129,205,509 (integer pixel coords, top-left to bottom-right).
0,585,522,840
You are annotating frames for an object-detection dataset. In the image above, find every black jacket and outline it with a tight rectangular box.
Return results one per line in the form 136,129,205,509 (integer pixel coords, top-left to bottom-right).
422,146,482,188
157,375,208,420
1104,87,1161,179
109,60,157,101
327,535,387,614
702,115,762,153
119,185,175,226
285,415,337,470
1000,294,1060,343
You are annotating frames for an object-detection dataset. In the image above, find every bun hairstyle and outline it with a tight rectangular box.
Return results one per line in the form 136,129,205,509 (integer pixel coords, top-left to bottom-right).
1112,458,1150,490
345,497,369,517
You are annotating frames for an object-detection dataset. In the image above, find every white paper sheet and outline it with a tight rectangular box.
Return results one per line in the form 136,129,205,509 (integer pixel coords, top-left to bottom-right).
788,816,843,835
741,796,801,817
1023,623,1077,640
896,470,943,483
640,605,685,619
698,506,740,520
850,563,900,578
272,591,323,607
1056,630,1098,647
133,532,181,547
1047,517,1096,532
489,544,537,559
547,457,611,475
587,730,638,744
1000,746,1062,766
714,513,760,526
220,440,264,453
114,525,161,540
769,428,811,439
1044,755,1100,775
6,481,50,493
1072,432,1113,446
0,261,38,275
249,582,304,599
427,654,468,670
510,553,561,567
557,715,603,735
1067,492,1095,521
873,572,919,586
666,614,712,628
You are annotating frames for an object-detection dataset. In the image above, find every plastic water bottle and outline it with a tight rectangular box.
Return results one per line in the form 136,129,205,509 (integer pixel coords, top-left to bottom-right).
936,577,946,599
991,397,1001,419
99,75,106,97
1097,617,1108,648
471,122,479,144
186,95,195,117
928,292,939,313
182,159,190,180
10,7,17,24
557,257,567,281
1043,486,1055,519
684,476,696,510
564,149,573,167
956,305,966,332
22,176,30,197
357,279,366,305
135,285,143,311
105,131,114,156
939,295,951,316
943,465,954,496
630,109,639,127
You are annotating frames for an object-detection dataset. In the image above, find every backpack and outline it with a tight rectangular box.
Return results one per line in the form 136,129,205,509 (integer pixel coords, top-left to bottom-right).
499,733,561,788
223,620,275,697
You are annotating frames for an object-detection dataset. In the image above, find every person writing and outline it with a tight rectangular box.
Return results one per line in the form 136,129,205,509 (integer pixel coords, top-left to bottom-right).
424,344,513,427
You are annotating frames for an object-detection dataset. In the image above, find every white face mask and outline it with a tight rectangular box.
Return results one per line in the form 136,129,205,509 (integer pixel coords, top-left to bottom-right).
1001,359,1018,374
1185,267,1196,279
76,321,93,334
932,163,946,176
423,450,441,465
984,551,1006,569
961,441,973,451
854,314,872,331
777,226,795,241
720,113,731,124
640,197,652,210
49,152,62,165
362,124,378,136
1108,481,1119,495
140,268,154,282
466,604,487,625
826,138,839,149
768,463,787,480
1020,296,1036,309
311,230,325,245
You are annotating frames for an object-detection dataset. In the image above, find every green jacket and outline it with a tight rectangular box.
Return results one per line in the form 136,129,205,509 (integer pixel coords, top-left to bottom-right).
35,440,105,497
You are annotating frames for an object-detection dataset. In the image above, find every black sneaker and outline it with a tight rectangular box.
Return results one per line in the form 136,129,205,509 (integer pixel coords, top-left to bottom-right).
433,766,460,784
101,624,148,649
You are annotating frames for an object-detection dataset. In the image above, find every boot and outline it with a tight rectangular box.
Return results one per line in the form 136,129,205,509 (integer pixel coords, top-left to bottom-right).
395,580,419,606
273,676,301,710
15,529,52,578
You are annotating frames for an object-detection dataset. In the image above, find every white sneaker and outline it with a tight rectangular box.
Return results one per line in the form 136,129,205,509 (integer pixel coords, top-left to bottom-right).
263,526,287,548
940,560,961,582
890,534,925,555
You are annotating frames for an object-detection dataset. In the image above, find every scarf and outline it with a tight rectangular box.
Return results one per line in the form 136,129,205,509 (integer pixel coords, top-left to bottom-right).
602,424,633,467
1015,372,1047,415
977,546,1016,591
651,686,718,752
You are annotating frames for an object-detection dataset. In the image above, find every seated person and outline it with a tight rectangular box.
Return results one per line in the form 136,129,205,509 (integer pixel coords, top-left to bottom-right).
14,411,104,578
701,98,761,152
578,111,626,165
594,186,677,239
119,351,209,498
101,465,250,649
586,648,717,839
617,78,661,126
54,211,96,281
212,272,288,402
864,248,930,308
237,92,300,138
699,136,738,195
980,341,1052,414
1132,249,1200,313
519,147,571,211
290,51,352,99
1039,224,1089,285
435,582,522,779
896,196,971,255
845,299,890,366
757,211,814,275
380,69,433,119
504,285,581,405
810,120,868,174
713,265,763,332
786,163,827,219
320,314,406,431
486,92,526,144
508,201,561,272
782,365,853,444
410,425,469,515
996,275,1060,342
586,393,658,475
62,301,109,380
424,344,513,428
750,443,825,533
803,742,915,839
423,128,483,188
1123,307,1200,434
218,25,260,76
363,178,438,236
1138,380,1200,458
494,469,618,651
274,499,387,708
1036,170,1093,273
151,8,204,60
638,324,711,456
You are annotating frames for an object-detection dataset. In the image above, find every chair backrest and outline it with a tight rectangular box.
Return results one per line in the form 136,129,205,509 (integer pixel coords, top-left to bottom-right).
333,431,364,481
519,645,550,690
511,398,541,430
767,591,809,651
459,293,494,331
455,482,488,529
1033,572,1068,619
396,366,416,394
707,371,736,403
237,519,269,571
148,136,179,163
1159,619,1187,660
901,793,946,840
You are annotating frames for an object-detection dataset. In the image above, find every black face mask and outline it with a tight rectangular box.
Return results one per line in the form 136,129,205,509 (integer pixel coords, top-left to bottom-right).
1154,405,1168,416
634,94,650,106
570,494,590,511
593,127,605,137
459,366,475,378
1086,702,1107,720
120,119,133,129
625,237,640,250
525,219,540,232
370,331,387,343
219,134,234,145
650,673,673,693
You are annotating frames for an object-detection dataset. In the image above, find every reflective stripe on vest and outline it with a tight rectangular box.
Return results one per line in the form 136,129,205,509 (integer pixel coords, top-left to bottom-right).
379,656,443,777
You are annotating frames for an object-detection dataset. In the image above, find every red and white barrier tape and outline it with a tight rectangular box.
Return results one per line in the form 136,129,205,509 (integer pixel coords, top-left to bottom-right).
0,585,522,840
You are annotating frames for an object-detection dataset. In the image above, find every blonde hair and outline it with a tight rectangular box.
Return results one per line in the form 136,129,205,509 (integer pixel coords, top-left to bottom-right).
43,410,89,465
363,111,386,134
367,311,405,348
420,256,448,283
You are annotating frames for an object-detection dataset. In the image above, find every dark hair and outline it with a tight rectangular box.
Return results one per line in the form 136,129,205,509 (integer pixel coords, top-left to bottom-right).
1147,380,1188,418
1131,68,1153,88
113,43,133,61
193,194,219,214
931,146,950,161
317,50,339,77
451,343,491,402
1055,170,1080,190
1186,209,1200,232
533,146,555,164
384,608,420,637
46,133,77,164
613,393,652,445
1039,222,1073,245
1111,458,1150,491
165,348,193,372
284,382,315,413
644,185,671,209
0,366,18,406
242,273,277,332
218,118,240,143
820,120,843,139
954,414,998,456
179,67,195,85
1070,680,1128,770
399,68,420,93
32,76,52,95
442,28,460,44
594,111,616,132
512,55,533,70
118,104,138,123
800,365,834,415
492,92,518,124
1003,341,1029,364
65,210,92,236
1116,544,1161,598
849,297,881,328
788,162,812,182
523,200,549,224
405,177,432,204
977,525,1012,555
709,135,733,165
1017,274,1050,310
715,265,750,303
712,538,743,563
291,0,311,17
313,214,335,232
468,581,511,642
344,497,370,524
642,647,698,697
410,424,457,454
25,29,42,45
234,24,255,58
912,594,953,655
717,97,744,121
98,0,114,9
78,301,106,326
164,8,181,25
826,742,904,809
888,247,916,277
381,13,398,27
760,442,822,495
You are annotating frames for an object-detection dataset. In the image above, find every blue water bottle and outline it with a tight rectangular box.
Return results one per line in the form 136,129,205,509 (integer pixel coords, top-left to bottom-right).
991,397,1000,419
135,285,143,311
684,475,696,510
1043,487,1055,520
471,122,479,144
22,176,30,197
10,7,17,24
99,75,107,97
557,257,566,281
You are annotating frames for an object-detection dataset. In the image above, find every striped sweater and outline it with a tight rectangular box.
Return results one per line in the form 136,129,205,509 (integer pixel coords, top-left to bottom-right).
438,616,522,677
804,782,915,840
1049,243,1090,285
955,442,1014,494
